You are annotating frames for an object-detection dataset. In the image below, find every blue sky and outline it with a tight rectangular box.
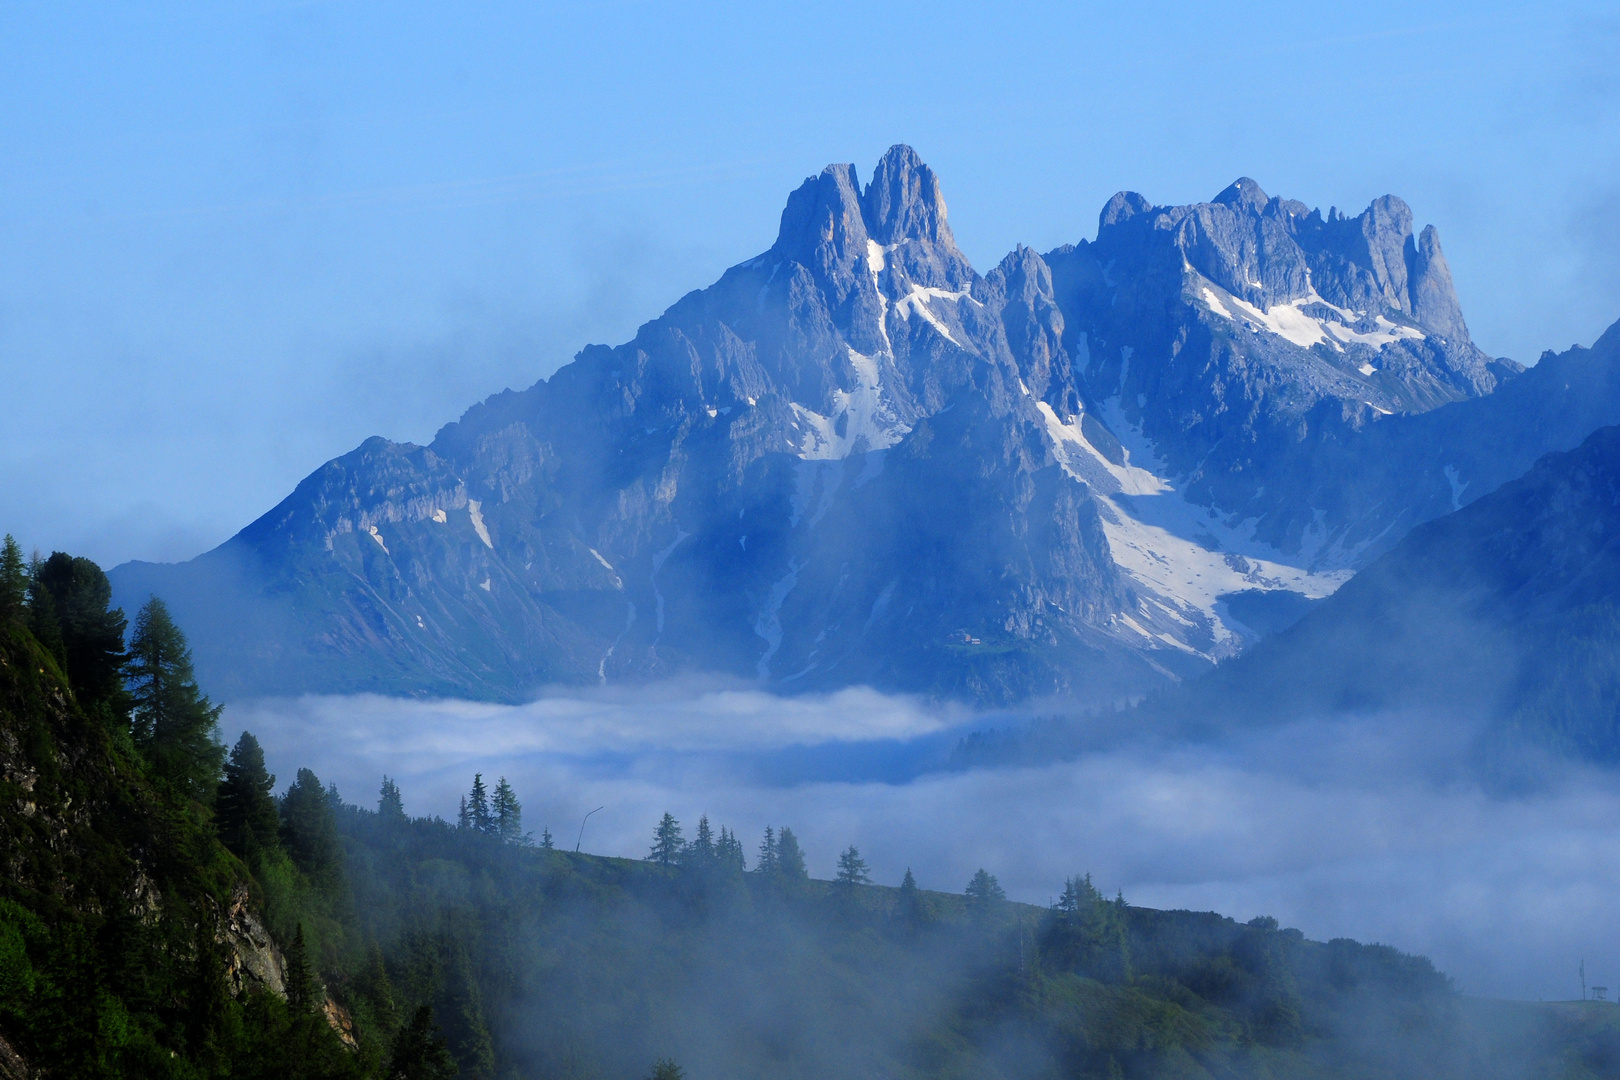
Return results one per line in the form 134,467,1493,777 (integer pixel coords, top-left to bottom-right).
3,0,1617,567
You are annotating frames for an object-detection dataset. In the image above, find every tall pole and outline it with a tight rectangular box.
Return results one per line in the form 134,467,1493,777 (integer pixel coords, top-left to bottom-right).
576,806,604,853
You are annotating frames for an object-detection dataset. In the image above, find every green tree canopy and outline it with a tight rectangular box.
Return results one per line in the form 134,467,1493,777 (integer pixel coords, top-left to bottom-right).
718,826,746,873
965,869,1006,918
1048,875,1132,982
387,1005,457,1080
466,773,492,835
896,867,930,928
756,826,778,876
776,827,808,883
284,922,322,1015
127,595,223,800
0,536,26,624
216,731,280,870
379,775,406,822
281,767,344,893
684,814,715,868
647,1058,684,1080
836,845,870,887
32,552,128,720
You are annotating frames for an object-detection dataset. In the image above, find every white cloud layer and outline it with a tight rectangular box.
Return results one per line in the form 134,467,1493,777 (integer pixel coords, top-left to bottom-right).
229,687,1620,1002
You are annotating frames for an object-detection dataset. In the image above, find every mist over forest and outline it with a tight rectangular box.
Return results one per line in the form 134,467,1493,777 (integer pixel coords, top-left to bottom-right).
232,686,1620,1003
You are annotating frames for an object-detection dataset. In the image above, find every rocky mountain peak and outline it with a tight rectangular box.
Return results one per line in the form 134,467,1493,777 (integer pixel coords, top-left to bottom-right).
769,161,871,292
1212,176,1271,212
861,143,954,248
769,146,970,298
111,146,1575,712
1099,190,1152,229
1409,223,1469,343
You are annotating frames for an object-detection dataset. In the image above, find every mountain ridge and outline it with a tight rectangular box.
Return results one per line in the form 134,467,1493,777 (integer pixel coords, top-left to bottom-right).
110,146,1620,705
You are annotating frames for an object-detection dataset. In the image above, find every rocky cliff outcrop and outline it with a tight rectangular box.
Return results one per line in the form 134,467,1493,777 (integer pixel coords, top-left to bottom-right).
0,1033,29,1080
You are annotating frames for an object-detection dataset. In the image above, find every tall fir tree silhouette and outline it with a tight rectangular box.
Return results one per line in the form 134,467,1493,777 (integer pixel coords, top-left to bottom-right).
492,776,522,842
128,596,223,800
648,813,684,865
216,732,278,869
379,775,405,822
467,773,493,834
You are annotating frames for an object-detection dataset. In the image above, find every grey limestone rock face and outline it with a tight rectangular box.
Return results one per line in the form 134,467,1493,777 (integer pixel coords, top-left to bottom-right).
110,148,1620,706
217,883,288,999
0,1032,29,1080
1042,171,1523,565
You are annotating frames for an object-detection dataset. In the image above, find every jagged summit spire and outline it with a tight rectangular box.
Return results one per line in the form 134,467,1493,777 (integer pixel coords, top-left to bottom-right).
771,162,867,265
861,144,953,247
771,146,957,262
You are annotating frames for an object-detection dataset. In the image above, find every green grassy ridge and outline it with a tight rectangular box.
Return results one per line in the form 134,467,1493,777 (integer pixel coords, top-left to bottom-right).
316,801,1620,1080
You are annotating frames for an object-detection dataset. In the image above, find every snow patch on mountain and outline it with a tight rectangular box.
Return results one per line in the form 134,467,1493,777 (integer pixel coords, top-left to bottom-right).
892,285,974,347
755,559,803,678
651,530,689,638
1039,394,1350,659
1200,285,1425,354
1444,464,1469,512
468,500,493,548
790,347,910,460
598,601,636,684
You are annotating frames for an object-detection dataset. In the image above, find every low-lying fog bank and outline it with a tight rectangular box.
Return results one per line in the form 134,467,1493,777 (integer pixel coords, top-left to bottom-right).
230,685,1620,1002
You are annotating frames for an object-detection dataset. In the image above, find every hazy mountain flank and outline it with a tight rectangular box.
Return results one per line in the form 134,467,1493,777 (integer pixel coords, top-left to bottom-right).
111,147,1620,705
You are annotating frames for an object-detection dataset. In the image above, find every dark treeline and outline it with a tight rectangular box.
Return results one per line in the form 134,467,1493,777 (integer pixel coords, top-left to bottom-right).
4,537,1620,1079
0,538,450,1078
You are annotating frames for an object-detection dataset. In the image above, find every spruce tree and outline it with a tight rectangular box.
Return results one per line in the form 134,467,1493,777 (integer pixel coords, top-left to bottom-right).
493,777,522,842
284,923,321,1015
216,732,279,869
647,812,684,866
539,826,554,850
387,1005,456,1080
777,827,808,885
356,941,400,1035
281,768,344,894
756,826,778,875
719,827,746,873
457,795,470,830
685,815,715,867
128,596,223,800
32,552,128,719
836,845,870,887
467,773,493,835
896,868,929,927
647,1059,684,1080
965,869,1006,918
0,535,26,624
379,775,406,822
25,557,65,668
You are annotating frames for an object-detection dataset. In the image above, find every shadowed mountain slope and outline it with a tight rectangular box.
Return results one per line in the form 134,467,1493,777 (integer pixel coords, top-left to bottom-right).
1145,419,1620,762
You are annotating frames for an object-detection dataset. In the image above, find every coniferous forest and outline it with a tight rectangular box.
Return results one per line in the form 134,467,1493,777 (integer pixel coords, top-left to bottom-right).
3,538,1620,1079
